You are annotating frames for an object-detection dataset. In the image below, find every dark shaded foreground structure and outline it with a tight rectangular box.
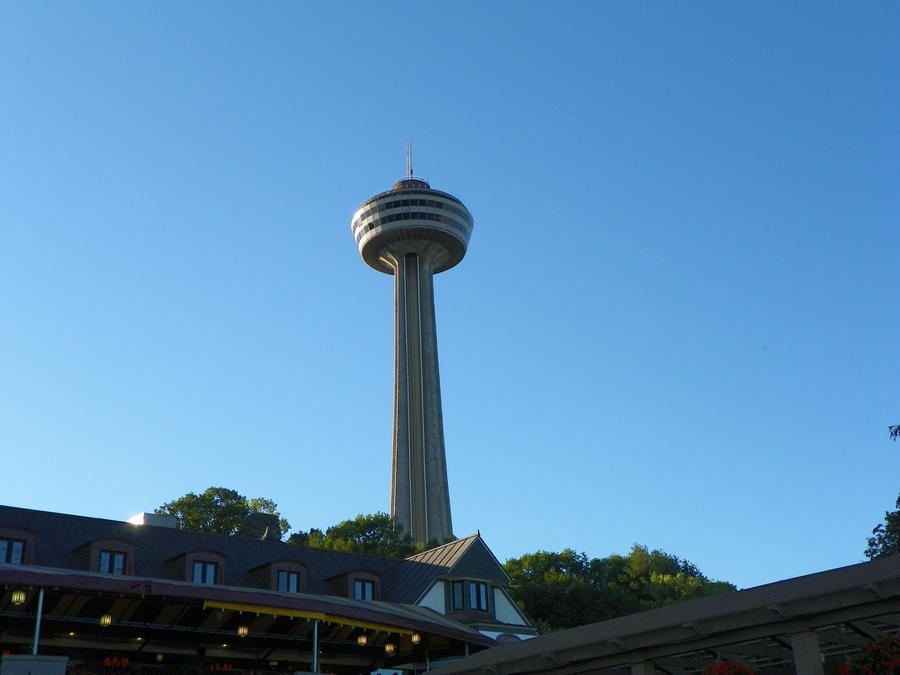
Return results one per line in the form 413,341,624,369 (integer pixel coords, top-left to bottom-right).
0,505,535,675
1,564,491,673
434,556,900,675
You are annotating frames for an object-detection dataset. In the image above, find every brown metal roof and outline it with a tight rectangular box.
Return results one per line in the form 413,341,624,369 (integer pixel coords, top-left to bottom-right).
406,533,480,568
406,533,509,584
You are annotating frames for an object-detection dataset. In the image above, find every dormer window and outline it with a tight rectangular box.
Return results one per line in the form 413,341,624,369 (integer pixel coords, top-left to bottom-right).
169,549,225,585
469,581,489,611
193,561,218,585
353,579,374,601
452,580,465,610
326,569,380,601
278,570,300,593
0,538,25,564
0,527,35,565
99,550,126,575
250,560,305,593
449,580,491,613
72,537,135,575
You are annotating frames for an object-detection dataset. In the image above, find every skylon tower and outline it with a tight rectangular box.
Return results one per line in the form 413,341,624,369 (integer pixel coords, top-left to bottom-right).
351,150,473,545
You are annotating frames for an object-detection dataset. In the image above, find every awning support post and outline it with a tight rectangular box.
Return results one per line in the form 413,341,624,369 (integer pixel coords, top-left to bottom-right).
791,630,824,675
32,588,45,656
312,619,319,673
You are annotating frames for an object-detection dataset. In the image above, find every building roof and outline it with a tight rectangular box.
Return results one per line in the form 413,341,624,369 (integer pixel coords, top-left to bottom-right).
433,555,900,674
0,562,490,644
406,533,510,587
1,504,452,604
0,504,499,672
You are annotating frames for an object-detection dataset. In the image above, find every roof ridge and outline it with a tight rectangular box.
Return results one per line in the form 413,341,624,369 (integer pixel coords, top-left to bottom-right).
404,533,480,561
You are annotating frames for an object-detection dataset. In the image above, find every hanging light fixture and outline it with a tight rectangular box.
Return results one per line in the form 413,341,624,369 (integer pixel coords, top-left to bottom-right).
384,642,396,655
11,590,26,605
237,625,249,638
356,634,368,646
411,632,421,645
100,614,113,627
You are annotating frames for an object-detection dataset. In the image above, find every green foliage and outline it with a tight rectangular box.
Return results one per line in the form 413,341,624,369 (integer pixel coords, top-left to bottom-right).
155,486,290,536
504,550,607,629
288,512,418,558
862,426,900,560
504,544,736,632
838,633,900,674
865,494,900,560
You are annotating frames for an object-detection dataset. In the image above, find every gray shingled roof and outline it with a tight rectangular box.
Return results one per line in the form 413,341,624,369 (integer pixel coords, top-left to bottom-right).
0,505,451,604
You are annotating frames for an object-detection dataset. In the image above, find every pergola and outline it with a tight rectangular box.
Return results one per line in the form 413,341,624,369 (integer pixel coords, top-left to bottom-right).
433,556,900,675
1,564,493,674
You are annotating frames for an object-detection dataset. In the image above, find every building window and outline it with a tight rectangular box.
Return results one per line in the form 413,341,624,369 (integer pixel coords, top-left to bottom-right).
353,579,374,601
0,538,25,565
451,580,465,610
99,550,126,575
278,570,300,593
192,561,217,585
469,581,489,611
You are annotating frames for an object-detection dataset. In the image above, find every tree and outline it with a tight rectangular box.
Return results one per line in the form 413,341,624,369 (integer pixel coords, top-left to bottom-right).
155,487,290,537
504,544,736,633
288,512,418,558
865,495,900,560
862,426,900,559
504,550,607,632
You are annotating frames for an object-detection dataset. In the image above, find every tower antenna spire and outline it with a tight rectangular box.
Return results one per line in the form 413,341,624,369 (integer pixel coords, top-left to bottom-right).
406,141,413,178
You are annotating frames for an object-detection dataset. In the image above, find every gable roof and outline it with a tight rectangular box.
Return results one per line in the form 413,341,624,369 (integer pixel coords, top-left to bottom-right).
407,532,510,585
407,533,480,567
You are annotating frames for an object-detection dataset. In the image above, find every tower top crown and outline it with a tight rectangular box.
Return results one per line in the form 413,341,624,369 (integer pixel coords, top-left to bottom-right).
393,142,430,190
392,177,430,190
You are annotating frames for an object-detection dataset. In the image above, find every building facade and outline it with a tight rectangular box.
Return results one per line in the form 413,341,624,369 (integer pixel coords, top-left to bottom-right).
0,505,534,675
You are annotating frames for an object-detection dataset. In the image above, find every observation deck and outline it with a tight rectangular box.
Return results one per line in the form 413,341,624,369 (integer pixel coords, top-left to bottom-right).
351,177,474,275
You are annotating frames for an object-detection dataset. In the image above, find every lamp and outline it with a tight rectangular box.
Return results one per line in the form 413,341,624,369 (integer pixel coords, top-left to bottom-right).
11,590,26,605
237,625,249,638
384,642,396,655
356,634,367,646
411,632,421,645
100,614,113,627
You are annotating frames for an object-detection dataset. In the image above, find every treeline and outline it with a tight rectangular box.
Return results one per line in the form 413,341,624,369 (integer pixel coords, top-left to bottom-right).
503,546,735,633
154,487,427,557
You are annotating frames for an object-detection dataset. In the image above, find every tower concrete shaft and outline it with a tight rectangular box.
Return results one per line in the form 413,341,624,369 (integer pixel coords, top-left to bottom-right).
352,176,473,545
389,250,452,544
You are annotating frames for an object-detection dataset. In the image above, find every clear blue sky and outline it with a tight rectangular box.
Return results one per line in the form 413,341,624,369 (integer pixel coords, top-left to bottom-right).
1,1,897,591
